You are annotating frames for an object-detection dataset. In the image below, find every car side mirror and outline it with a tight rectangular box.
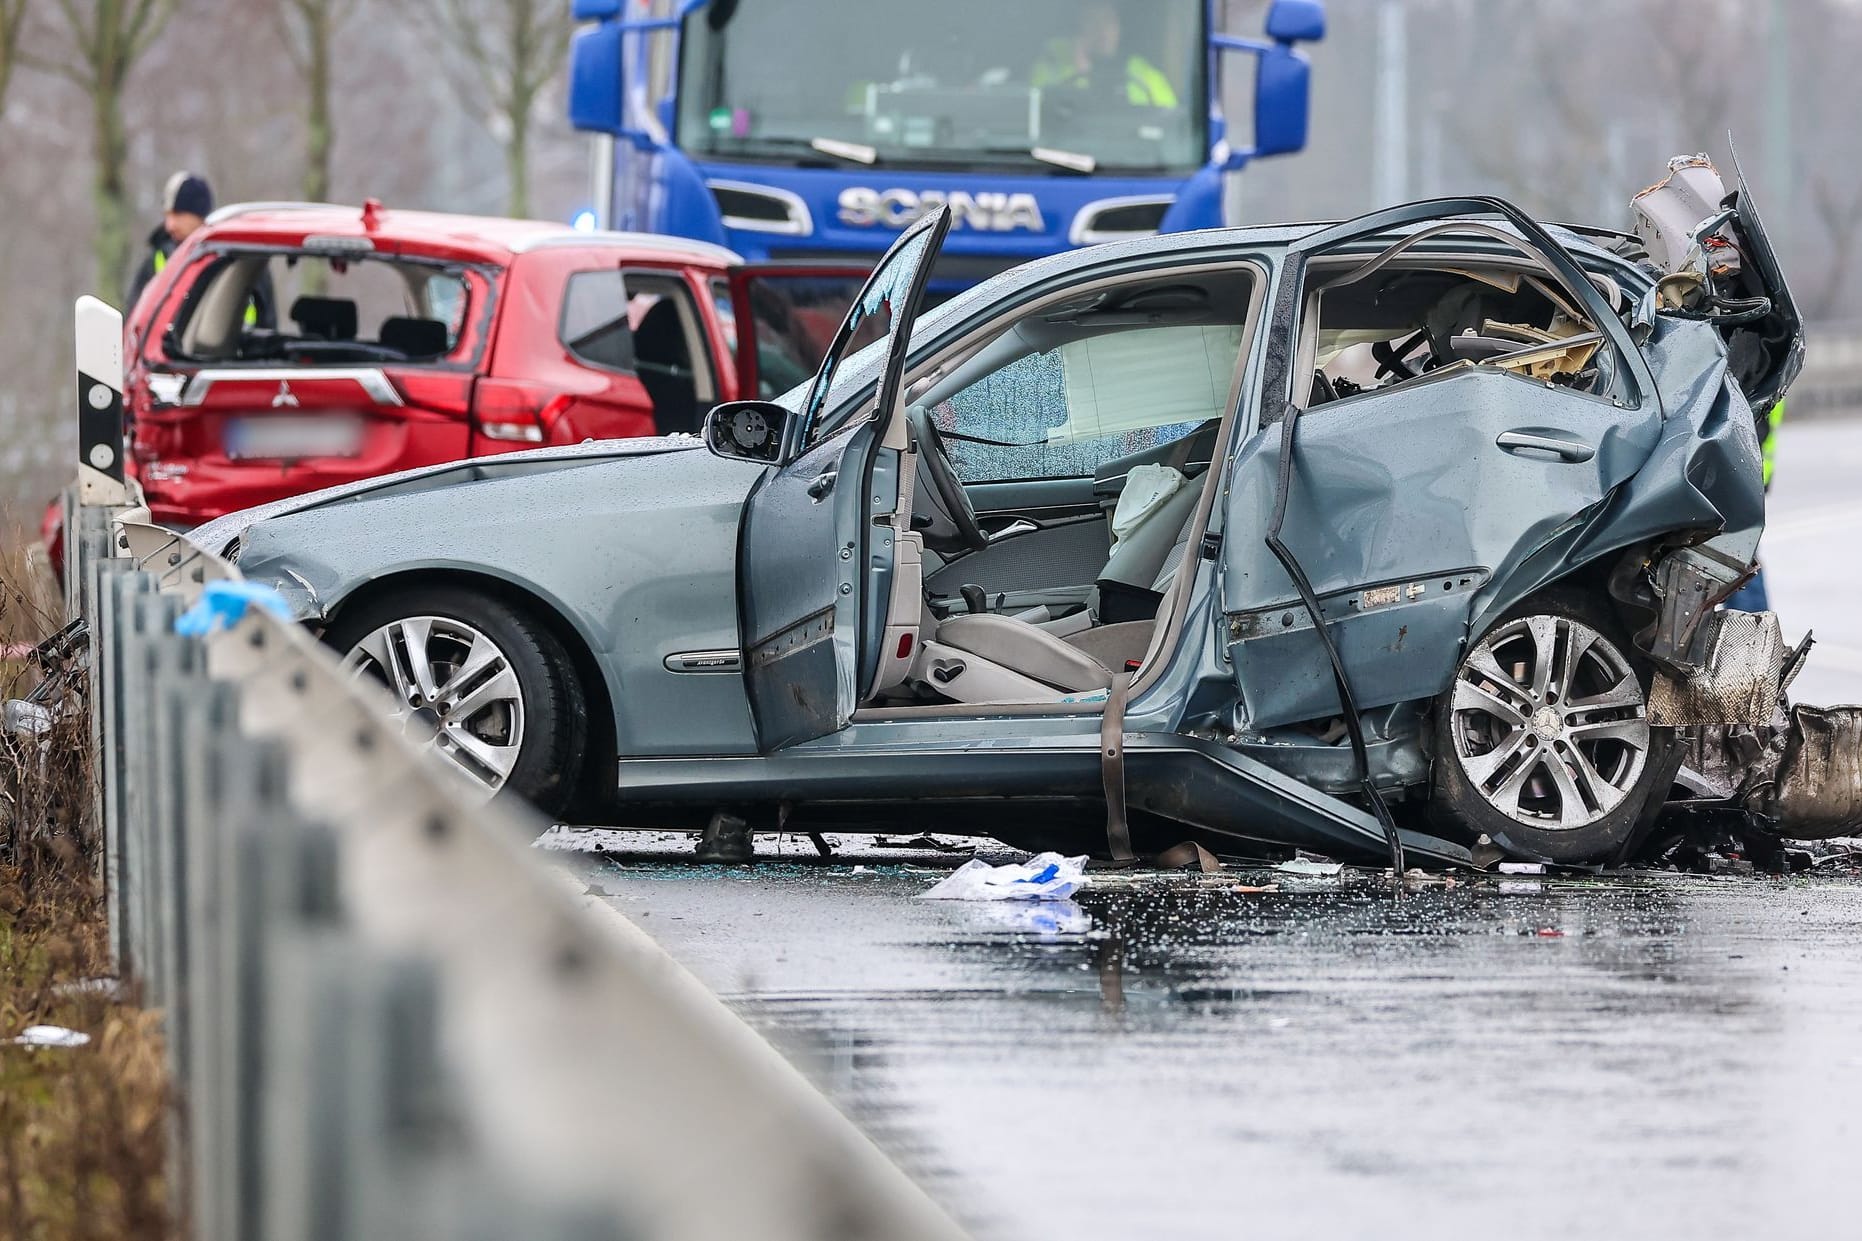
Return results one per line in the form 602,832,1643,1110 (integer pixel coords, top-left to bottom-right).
703,401,790,464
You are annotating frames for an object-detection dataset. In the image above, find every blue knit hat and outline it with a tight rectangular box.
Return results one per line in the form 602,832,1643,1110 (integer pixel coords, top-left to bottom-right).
163,171,213,218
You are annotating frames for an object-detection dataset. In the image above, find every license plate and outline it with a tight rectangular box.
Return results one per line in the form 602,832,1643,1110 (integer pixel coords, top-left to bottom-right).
224,416,363,461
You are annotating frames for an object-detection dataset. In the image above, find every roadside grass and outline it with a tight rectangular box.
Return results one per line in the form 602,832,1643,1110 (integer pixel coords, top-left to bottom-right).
0,527,174,1241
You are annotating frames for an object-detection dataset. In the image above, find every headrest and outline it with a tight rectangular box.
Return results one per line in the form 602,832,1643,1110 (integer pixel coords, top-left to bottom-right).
290,296,358,341
379,316,449,359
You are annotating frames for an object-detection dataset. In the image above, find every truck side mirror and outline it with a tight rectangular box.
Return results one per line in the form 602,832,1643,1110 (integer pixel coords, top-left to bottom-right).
1251,44,1312,159
1212,0,1322,170
1265,0,1326,42
567,19,626,135
704,401,791,464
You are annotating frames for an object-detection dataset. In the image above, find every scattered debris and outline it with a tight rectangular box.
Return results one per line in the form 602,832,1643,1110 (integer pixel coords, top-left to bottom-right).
51,977,121,1000
1274,858,1344,877
4,697,53,739
1232,884,1281,894
892,834,972,853
918,852,1088,902
1497,862,1547,875
12,1025,91,1048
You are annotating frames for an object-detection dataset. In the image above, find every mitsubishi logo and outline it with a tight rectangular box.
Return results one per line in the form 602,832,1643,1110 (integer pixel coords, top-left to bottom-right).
837,188,1046,233
271,380,300,409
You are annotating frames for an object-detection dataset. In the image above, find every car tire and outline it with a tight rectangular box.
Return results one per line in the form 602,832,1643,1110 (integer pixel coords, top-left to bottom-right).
1429,590,1675,865
323,586,588,819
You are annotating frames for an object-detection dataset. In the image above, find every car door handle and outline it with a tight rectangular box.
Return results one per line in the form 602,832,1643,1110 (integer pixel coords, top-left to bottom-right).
1496,430,1596,463
806,470,838,500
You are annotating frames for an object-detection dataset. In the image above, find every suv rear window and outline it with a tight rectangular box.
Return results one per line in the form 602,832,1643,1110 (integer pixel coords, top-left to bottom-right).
169,251,478,367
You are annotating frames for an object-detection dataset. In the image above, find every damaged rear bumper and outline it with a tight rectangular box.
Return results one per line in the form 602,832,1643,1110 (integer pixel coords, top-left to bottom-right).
1655,608,1862,839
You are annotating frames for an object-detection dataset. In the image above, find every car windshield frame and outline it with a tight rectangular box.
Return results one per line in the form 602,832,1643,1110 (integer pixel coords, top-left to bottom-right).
675,0,1208,176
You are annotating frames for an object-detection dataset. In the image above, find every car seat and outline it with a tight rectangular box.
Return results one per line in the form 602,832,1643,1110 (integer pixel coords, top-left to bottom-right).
633,300,699,435
290,296,359,341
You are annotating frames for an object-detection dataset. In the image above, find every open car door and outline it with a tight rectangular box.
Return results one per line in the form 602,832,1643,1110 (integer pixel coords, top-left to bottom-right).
725,264,874,401
1221,197,1666,729
736,209,952,751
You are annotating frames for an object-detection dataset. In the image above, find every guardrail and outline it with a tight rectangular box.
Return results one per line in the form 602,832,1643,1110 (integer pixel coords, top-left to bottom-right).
66,300,965,1241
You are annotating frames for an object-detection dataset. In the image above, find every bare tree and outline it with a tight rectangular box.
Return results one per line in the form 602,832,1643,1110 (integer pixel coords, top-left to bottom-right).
37,0,178,295
273,0,358,202
422,0,573,217
0,0,31,121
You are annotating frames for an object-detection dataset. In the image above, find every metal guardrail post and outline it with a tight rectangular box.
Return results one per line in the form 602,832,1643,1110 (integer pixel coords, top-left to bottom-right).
98,569,154,970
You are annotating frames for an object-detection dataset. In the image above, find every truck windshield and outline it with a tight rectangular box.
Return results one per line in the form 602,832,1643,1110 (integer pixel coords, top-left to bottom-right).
677,0,1206,175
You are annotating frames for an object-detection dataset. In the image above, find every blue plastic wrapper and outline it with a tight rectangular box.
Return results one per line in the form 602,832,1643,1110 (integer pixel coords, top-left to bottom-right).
174,579,295,637
917,851,1089,901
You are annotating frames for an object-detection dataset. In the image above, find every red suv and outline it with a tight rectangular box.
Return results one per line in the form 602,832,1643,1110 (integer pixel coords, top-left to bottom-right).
120,200,861,527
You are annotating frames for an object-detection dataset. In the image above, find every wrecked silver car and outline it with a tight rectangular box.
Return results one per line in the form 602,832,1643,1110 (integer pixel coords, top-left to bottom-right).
191,155,1838,868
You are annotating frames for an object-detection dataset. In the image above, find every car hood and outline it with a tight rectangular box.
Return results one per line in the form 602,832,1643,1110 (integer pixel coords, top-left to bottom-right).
187,436,706,555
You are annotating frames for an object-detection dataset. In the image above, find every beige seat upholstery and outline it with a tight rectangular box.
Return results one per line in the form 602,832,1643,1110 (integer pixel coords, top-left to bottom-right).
909,612,1113,704
912,478,1208,704
937,614,1113,691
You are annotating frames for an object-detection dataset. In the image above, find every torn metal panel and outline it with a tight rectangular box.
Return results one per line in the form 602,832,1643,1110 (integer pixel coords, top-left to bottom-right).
1677,703,1862,842
1649,608,1786,725
1765,707,1862,838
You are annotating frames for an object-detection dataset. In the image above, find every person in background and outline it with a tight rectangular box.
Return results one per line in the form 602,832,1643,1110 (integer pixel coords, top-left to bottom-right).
128,171,211,311
1725,397,1786,612
126,171,275,328
1032,1,1178,108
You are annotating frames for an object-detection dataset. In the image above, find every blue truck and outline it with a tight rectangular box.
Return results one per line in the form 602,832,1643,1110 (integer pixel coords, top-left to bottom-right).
566,0,1325,287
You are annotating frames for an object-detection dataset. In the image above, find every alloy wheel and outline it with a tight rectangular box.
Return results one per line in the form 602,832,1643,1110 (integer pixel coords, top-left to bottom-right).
1449,614,1651,831
340,615,527,796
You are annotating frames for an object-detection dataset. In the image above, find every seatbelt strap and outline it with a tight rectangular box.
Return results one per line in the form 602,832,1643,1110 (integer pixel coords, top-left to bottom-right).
1099,674,1221,873
1100,672,1135,862
1154,841,1221,873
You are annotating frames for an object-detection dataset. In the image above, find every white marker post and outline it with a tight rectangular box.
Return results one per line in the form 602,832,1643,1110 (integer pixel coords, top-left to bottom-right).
75,295,131,507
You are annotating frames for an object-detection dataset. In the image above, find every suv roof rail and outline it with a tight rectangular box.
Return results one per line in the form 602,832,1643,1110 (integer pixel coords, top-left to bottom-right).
204,200,352,224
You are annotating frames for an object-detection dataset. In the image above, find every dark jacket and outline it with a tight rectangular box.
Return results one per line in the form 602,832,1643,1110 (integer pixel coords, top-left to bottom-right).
126,222,277,331
126,223,173,313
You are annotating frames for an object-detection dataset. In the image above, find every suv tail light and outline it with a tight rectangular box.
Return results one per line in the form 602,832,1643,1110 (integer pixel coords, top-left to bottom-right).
473,378,570,443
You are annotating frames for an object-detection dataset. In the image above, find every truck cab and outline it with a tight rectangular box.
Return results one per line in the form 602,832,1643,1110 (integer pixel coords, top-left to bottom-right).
568,0,1325,287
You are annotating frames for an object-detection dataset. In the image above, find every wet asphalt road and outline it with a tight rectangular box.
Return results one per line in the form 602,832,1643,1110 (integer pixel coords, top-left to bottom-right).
547,834,1862,1240
544,416,1862,1239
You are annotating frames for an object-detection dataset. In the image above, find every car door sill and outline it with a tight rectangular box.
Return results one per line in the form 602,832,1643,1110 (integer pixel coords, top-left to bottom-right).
612,734,1473,867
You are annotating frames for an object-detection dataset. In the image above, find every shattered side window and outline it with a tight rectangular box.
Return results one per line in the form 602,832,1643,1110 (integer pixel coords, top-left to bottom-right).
1307,264,1614,410
801,229,933,448
935,323,1239,482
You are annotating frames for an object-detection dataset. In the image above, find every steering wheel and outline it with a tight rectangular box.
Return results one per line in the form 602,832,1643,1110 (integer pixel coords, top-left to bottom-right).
1371,328,1432,382
907,406,988,554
